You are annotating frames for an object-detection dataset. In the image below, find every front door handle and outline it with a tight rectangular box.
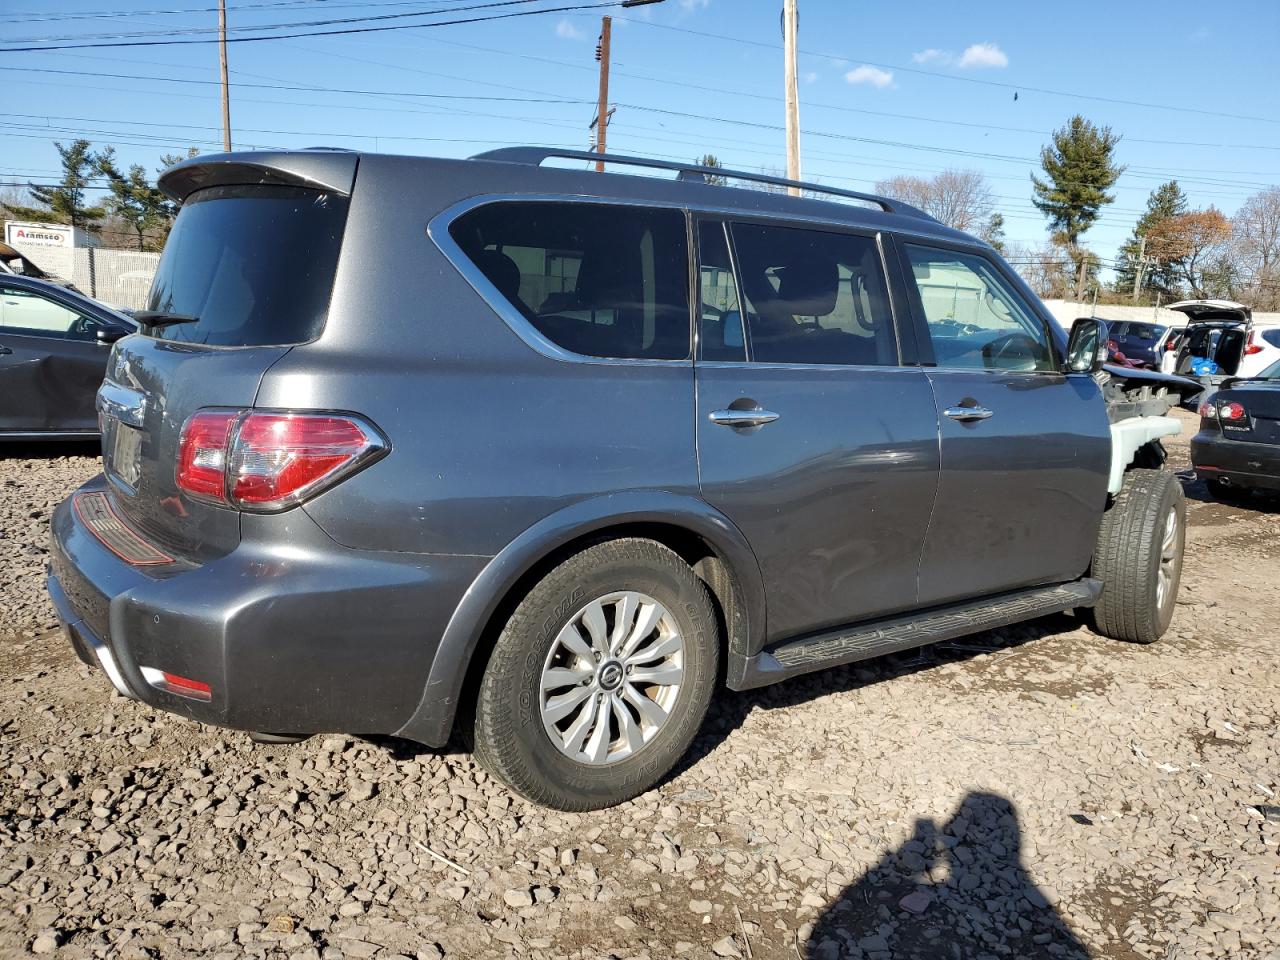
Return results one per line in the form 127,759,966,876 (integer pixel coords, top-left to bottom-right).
709,408,780,428
0,345,12,355
944,405,993,422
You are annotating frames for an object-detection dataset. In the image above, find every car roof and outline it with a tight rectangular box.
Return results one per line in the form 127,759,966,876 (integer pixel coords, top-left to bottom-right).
159,147,984,248
0,272,136,326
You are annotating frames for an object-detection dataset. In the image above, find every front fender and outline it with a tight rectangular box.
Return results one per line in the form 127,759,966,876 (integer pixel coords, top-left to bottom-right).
394,491,766,746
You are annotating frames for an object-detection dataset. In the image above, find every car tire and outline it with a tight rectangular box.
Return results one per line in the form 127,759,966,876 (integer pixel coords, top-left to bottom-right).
472,538,719,811
1086,468,1185,645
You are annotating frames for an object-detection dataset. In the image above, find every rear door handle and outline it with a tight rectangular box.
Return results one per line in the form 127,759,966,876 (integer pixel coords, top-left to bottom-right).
709,408,780,428
944,405,993,422
0,345,12,355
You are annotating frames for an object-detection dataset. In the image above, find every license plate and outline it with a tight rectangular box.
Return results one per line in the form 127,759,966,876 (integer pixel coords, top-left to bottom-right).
110,423,143,488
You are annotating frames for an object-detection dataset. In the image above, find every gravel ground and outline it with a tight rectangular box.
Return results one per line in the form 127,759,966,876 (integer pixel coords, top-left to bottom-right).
2,413,1278,960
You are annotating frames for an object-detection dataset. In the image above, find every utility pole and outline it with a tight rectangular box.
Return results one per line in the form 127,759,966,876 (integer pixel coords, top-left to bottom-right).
218,0,231,151
593,16,612,172
1131,235,1147,304
782,0,801,195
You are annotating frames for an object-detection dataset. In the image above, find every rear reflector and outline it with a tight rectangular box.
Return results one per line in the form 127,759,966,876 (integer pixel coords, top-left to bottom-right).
175,409,387,512
74,491,174,566
140,666,213,702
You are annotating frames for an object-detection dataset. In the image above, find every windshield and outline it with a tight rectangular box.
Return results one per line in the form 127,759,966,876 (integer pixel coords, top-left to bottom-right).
146,184,349,346
1257,358,1280,379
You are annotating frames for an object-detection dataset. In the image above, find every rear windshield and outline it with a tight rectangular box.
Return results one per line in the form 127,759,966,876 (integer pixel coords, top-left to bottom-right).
146,184,348,346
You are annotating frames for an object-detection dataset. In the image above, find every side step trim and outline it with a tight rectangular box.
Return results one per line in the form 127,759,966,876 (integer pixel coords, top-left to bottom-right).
734,579,1101,690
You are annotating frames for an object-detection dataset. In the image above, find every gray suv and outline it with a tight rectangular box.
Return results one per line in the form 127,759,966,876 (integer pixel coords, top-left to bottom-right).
48,148,1199,810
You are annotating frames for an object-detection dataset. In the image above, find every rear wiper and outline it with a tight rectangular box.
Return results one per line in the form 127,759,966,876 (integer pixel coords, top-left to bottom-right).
133,310,198,332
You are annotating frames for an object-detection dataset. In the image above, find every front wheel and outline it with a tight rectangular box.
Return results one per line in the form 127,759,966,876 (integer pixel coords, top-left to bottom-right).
472,538,720,811
1086,469,1185,644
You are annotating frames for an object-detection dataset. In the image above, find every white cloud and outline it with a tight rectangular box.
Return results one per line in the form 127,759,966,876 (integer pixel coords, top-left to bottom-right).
957,42,1008,68
803,70,818,84
845,65,894,88
678,0,710,9
555,19,583,39
912,48,949,65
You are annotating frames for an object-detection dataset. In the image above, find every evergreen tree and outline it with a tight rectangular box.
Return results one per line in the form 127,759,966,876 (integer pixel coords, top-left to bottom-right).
697,154,726,186
2,140,106,229
982,212,1006,253
1031,115,1123,300
97,148,171,251
1113,181,1187,302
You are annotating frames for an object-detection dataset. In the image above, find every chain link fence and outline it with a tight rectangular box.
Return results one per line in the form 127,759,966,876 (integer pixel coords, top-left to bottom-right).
10,244,159,310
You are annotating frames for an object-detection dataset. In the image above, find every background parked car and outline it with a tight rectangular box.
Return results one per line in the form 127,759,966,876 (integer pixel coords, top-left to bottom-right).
1169,300,1251,385
0,275,135,439
1193,357,1280,500
1107,319,1175,369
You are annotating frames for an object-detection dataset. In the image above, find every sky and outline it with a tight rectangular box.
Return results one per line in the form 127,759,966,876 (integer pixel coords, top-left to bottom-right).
2,0,1279,279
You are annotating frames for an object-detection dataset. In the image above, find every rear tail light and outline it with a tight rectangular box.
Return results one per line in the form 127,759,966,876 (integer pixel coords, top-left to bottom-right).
1219,401,1248,421
1197,399,1216,418
176,411,237,503
176,410,387,512
1245,332,1264,355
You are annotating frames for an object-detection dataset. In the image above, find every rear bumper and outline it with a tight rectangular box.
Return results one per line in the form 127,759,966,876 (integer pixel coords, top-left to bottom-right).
1191,433,1280,491
48,476,489,744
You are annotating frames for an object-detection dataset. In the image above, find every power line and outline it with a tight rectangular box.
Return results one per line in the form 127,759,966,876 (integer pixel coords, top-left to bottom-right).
0,1,623,51
0,65,591,105
8,0,573,43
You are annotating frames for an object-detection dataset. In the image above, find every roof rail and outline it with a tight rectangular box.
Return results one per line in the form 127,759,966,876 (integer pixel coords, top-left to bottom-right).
469,147,936,222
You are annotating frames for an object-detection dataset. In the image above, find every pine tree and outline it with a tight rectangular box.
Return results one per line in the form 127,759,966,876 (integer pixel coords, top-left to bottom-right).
97,148,171,251
982,212,1006,253
1113,181,1187,302
1,140,106,229
697,154,726,186
1031,116,1123,300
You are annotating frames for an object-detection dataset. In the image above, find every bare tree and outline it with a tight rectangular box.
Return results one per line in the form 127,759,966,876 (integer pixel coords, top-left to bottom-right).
1232,186,1280,309
1005,241,1072,299
874,169,995,232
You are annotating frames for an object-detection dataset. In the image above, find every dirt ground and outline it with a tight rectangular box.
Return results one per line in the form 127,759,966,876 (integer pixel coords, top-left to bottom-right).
1,409,1277,960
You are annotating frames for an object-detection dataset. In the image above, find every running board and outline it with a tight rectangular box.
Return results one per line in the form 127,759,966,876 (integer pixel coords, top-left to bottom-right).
733,579,1101,690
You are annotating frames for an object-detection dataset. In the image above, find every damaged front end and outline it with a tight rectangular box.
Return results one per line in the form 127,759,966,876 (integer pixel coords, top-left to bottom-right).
1097,364,1203,494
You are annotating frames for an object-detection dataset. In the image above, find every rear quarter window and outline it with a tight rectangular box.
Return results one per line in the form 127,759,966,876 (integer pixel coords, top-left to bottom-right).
448,201,691,361
146,184,349,347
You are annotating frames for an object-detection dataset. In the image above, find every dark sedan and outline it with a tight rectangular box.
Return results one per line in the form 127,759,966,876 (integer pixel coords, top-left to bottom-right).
1,275,136,439
1192,358,1280,498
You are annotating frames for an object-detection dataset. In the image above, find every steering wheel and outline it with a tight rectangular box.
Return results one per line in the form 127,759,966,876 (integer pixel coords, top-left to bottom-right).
982,332,1044,371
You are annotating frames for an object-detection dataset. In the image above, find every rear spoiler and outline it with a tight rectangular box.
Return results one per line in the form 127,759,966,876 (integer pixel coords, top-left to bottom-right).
159,150,358,203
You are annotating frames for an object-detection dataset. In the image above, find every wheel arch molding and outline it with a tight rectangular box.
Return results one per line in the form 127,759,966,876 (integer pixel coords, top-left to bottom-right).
393,491,767,746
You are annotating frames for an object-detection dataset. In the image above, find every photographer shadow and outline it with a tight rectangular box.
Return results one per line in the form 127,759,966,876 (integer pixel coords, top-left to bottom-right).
805,792,1090,959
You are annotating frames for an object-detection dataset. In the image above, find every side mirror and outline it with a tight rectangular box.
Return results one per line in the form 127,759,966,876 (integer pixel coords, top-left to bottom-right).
95,325,129,345
1065,317,1107,374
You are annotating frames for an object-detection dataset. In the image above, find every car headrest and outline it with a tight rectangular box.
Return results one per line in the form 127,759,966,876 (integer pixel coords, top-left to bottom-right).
775,257,838,317
474,249,523,304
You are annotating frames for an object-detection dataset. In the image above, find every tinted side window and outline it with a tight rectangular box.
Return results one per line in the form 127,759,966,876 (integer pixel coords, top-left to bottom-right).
905,245,1056,373
697,222,745,361
450,202,690,361
729,222,896,366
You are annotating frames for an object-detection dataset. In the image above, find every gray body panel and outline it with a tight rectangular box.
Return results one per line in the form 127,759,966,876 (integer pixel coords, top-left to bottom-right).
49,148,1115,747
